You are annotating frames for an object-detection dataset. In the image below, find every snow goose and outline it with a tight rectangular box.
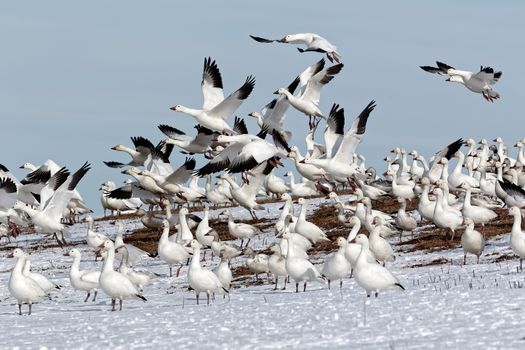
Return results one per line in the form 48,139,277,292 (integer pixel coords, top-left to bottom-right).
99,181,141,216
509,206,525,271
0,164,39,207
344,217,376,273
244,247,270,280
264,171,290,198
222,209,261,248
294,198,329,243
188,240,228,304
158,219,190,277
115,246,157,291
159,124,215,155
395,198,417,241
23,257,61,294
460,183,497,231
461,218,485,265
368,219,395,265
105,136,154,168
98,240,147,311
85,215,109,259
447,152,479,189
175,207,194,244
268,244,288,290
275,59,343,129
213,257,232,295
217,169,267,220
386,169,415,200
114,222,151,266
0,177,18,221
170,57,255,133
121,168,167,198
277,214,311,258
321,237,350,289
409,151,425,178
417,177,436,221
499,179,525,209
248,76,300,140
15,162,91,246
432,187,463,241
287,146,326,181
65,249,100,302
283,171,318,197
302,101,375,179
352,234,404,297
282,231,326,292
204,175,230,207
250,33,342,63
8,248,46,315
420,61,502,102
211,240,243,261
275,193,296,233
195,205,219,251
138,157,196,197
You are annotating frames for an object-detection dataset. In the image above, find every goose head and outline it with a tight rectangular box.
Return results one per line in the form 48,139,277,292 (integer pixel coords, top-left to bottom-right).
353,233,368,245
169,105,184,112
509,206,522,217
336,236,347,247
179,207,189,215
10,248,25,259
98,239,114,251
463,217,474,226
273,88,289,97
66,248,81,258
445,75,463,83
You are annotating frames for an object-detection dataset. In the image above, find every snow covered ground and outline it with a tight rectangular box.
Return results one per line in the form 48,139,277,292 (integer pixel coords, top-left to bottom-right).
1,197,525,349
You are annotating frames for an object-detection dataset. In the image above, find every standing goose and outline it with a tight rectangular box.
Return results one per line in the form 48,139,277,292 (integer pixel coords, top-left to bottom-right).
98,240,147,311
114,221,151,266
461,218,485,265
294,198,329,243
460,183,497,232
368,219,395,265
509,206,525,271
353,234,404,297
65,249,100,302
213,257,233,295
23,257,61,294
223,209,261,248
8,248,46,315
321,237,351,289
158,220,190,277
395,198,417,241
115,246,157,292
344,217,377,276
282,232,326,292
188,240,228,304
85,215,108,259
268,244,288,290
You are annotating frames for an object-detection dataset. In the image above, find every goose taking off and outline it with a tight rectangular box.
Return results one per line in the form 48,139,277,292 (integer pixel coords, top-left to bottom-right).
274,59,344,129
250,33,342,63
420,61,502,102
170,57,255,133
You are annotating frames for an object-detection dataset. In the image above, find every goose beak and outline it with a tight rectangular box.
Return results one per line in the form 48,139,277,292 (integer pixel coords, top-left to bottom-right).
98,242,105,249
277,37,287,43
445,78,451,82
8,252,14,258
169,106,177,111
63,252,69,257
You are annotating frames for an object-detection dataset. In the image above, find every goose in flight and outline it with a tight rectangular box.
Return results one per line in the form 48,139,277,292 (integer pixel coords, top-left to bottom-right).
170,57,255,133
104,136,155,168
250,33,342,63
420,61,502,102
274,59,343,129
158,124,216,156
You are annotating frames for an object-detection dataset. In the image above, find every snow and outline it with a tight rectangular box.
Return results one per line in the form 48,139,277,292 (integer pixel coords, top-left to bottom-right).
1,197,525,349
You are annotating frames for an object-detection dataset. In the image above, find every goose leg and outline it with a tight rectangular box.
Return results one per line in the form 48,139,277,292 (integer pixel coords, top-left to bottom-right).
477,255,480,264
84,292,91,302
274,277,278,290
176,264,183,277
339,279,343,289
463,253,467,266
53,233,63,248
18,304,22,315
29,303,32,315
196,292,200,305
303,281,307,292
295,282,299,293
111,299,116,311
245,238,251,248
328,280,331,290
169,265,173,278
119,299,123,311
207,292,211,305
93,290,98,302
521,258,523,272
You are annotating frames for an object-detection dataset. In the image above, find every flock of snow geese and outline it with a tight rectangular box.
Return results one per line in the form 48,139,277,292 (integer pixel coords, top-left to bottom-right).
1,32,521,315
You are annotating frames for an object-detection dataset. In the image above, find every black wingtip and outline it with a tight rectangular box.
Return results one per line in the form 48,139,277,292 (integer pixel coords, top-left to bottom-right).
136,294,147,302
395,283,405,290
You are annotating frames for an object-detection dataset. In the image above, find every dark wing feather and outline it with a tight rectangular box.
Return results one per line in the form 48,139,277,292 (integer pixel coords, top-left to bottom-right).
21,168,51,185
202,57,223,89
233,116,249,135
249,35,276,43
131,136,155,152
158,124,186,138
103,161,125,168
327,103,345,135
68,162,91,191
355,100,376,135
272,130,291,153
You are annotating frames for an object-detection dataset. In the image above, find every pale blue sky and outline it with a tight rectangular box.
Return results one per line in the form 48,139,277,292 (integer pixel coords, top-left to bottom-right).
1,1,523,214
